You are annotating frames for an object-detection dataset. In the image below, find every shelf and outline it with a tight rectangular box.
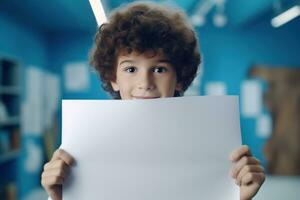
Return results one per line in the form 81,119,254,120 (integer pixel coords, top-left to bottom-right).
0,58,21,197
0,59,19,87
0,86,21,95
0,116,20,127
0,150,20,164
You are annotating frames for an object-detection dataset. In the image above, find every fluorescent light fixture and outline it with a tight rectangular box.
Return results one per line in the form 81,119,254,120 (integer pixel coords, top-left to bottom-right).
213,13,227,27
190,15,206,26
271,5,300,27
89,0,108,26
197,0,215,16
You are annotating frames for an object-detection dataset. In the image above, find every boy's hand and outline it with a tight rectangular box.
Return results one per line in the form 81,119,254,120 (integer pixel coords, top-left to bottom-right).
230,145,265,200
41,149,75,200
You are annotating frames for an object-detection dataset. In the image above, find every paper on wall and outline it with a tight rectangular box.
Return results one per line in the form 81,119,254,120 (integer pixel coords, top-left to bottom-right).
22,67,44,135
22,67,61,135
205,81,227,95
256,114,272,138
25,140,43,173
241,80,262,117
64,62,90,91
44,73,60,128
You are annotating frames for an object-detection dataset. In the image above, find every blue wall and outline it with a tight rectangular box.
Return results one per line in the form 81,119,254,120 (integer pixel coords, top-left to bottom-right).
198,17,300,164
47,31,109,100
0,13,47,67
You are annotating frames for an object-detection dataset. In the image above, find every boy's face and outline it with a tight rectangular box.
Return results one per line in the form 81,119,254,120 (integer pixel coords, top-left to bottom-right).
111,50,182,100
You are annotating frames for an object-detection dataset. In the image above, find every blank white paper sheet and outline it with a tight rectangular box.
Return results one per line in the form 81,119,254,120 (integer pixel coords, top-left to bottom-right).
61,96,241,200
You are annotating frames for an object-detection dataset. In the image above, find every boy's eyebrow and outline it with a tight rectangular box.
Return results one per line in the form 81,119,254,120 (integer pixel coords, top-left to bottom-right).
119,59,172,65
119,60,136,65
157,59,172,64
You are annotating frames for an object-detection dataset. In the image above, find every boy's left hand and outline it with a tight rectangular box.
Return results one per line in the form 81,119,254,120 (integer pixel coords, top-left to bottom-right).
230,145,265,200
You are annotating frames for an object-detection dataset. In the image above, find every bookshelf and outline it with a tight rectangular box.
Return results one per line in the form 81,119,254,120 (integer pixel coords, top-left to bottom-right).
0,58,21,200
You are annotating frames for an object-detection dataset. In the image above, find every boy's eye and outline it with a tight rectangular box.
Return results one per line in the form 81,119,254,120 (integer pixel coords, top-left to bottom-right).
153,66,168,73
125,66,137,73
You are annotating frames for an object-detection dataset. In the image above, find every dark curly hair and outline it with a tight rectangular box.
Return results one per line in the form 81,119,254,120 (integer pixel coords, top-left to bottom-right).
90,1,201,99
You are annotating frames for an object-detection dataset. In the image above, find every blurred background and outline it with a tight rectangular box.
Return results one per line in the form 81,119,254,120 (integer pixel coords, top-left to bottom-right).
0,0,300,199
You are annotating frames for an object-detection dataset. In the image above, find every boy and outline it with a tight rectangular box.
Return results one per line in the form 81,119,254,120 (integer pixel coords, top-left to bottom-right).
41,2,265,200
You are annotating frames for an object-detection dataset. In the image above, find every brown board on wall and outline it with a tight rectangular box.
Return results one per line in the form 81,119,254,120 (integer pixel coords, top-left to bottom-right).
249,65,300,175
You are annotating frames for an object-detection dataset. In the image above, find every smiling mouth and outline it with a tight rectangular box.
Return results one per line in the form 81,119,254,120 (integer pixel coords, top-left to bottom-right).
132,96,160,99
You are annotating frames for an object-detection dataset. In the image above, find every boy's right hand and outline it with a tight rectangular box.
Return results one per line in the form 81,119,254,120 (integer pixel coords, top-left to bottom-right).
41,149,75,200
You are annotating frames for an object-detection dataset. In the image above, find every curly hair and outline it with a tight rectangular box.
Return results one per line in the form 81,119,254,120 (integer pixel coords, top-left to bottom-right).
90,1,201,99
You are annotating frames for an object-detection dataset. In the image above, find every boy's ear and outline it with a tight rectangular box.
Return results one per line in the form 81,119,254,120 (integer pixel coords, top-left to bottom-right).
111,81,120,91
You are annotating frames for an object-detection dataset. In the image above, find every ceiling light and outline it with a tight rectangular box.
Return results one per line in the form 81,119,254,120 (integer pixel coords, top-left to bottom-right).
213,13,227,27
89,0,108,27
191,15,206,26
271,5,300,27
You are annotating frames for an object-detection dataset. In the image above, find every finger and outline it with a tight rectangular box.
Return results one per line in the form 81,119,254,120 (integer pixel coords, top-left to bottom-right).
44,159,70,172
231,156,260,178
51,149,75,165
230,145,252,162
42,165,67,187
236,165,265,186
241,172,265,186
41,175,64,187
42,167,69,180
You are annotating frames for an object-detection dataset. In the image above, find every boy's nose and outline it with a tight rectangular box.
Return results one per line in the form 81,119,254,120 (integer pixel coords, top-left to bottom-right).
137,73,155,90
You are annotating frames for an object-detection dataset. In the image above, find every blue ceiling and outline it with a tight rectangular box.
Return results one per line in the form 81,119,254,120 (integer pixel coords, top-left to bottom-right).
0,0,298,33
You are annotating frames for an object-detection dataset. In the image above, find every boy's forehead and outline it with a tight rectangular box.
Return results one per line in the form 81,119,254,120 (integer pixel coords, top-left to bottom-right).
117,49,169,63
